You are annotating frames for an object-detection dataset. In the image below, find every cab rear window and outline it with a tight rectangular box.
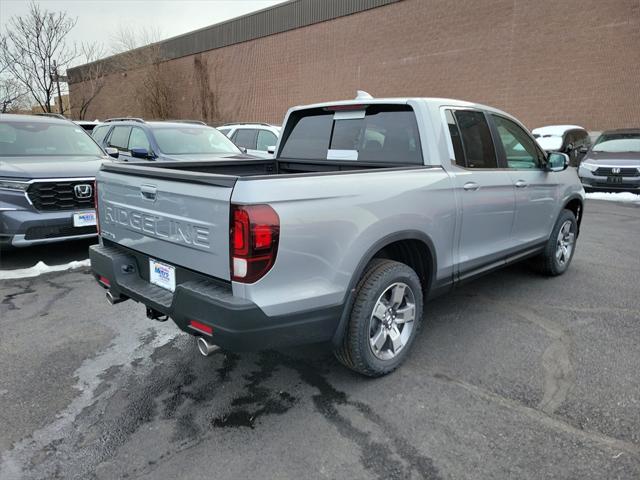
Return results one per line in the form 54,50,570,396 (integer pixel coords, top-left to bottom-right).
279,105,422,165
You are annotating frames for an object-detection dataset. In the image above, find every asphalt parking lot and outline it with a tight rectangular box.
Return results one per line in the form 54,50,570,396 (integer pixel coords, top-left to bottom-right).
0,199,638,480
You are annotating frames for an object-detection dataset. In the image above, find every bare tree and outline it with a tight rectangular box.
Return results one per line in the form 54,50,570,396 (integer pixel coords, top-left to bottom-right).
73,42,108,119
0,40,27,112
0,2,77,114
110,26,173,119
0,76,28,113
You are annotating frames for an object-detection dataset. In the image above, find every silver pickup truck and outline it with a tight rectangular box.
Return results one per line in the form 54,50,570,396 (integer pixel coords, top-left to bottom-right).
90,95,585,376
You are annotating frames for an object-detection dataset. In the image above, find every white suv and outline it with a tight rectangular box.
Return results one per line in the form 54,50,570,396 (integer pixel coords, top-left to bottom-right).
217,123,281,158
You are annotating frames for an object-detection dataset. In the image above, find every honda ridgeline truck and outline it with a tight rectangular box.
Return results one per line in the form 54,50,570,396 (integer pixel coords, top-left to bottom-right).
90,94,585,376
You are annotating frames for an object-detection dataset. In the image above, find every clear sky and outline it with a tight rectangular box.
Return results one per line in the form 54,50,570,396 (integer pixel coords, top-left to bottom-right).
0,0,288,66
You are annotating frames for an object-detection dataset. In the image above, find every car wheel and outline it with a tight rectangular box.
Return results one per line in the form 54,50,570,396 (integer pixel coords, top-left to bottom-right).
0,236,14,252
531,209,578,276
334,259,423,377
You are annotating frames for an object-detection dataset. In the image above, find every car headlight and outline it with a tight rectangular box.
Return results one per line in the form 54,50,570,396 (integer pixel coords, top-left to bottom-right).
579,162,598,172
0,178,30,191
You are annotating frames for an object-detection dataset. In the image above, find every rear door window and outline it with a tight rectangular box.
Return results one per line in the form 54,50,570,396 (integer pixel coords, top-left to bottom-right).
108,126,132,151
280,105,422,164
233,129,257,150
451,110,497,168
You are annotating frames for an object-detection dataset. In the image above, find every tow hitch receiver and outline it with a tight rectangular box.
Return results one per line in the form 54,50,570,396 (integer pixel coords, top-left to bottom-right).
146,306,168,322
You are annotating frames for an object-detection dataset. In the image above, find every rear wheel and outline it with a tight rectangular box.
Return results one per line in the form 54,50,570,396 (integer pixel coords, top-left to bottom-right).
531,209,578,276
334,259,423,377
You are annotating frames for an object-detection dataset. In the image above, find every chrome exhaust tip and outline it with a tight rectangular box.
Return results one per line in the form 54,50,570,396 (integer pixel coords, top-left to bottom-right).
106,291,126,305
196,336,219,356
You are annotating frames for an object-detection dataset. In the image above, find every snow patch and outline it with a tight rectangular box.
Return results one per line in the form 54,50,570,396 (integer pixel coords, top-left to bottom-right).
586,192,640,203
0,259,91,280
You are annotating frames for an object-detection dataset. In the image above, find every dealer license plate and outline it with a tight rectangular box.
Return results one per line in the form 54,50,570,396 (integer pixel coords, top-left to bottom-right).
149,259,176,292
73,211,96,227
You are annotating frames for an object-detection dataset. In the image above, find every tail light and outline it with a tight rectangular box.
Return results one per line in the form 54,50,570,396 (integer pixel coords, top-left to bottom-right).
230,204,279,283
94,180,100,235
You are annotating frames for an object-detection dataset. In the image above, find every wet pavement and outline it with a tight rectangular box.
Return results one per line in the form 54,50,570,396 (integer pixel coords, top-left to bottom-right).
0,199,639,479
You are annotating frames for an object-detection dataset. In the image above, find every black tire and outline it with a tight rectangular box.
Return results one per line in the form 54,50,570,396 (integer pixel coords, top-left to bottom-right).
531,209,578,276
0,236,14,253
334,259,424,377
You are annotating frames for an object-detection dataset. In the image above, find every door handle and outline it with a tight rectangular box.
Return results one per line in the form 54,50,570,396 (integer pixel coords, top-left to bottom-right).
463,182,480,191
140,184,157,201
515,180,528,188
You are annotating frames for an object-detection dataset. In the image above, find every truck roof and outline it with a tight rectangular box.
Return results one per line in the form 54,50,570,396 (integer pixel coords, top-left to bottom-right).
288,96,513,119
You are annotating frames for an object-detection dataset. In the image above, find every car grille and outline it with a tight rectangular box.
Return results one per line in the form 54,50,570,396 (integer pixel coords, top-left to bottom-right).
26,180,95,211
592,167,640,177
591,182,640,189
24,224,97,240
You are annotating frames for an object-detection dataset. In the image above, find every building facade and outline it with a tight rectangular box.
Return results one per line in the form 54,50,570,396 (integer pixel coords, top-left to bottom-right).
68,0,640,131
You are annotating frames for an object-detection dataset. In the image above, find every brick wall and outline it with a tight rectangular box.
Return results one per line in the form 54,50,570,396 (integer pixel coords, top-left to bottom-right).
69,0,640,131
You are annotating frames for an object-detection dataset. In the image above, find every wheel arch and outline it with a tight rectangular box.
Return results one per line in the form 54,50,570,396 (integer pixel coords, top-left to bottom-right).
331,230,437,347
563,195,584,235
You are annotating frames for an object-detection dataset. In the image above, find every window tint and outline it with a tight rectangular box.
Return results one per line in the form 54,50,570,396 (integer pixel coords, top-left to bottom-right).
233,129,257,150
256,130,277,151
108,126,132,150
92,125,110,144
128,127,150,151
218,128,231,136
280,113,333,160
280,105,422,164
492,115,543,169
453,110,497,168
445,110,465,165
576,130,589,146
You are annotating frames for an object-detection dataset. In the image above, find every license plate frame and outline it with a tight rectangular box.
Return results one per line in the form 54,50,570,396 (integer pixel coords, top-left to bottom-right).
73,211,97,227
149,258,176,292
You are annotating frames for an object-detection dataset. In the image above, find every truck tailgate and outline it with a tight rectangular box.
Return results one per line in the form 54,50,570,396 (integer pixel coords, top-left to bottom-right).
97,170,231,280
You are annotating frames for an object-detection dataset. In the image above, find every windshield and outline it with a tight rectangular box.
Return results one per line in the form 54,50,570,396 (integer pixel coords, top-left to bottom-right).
0,121,104,157
593,133,640,153
153,126,240,155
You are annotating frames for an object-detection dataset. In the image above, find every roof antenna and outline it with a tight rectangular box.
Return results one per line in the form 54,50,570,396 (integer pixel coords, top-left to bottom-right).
355,90,373,100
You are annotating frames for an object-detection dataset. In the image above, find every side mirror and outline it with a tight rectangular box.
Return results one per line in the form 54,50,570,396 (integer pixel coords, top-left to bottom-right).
546,152,569,172
267,145,276,155
578,145,589,154
105,147,119,159
131,147,152,159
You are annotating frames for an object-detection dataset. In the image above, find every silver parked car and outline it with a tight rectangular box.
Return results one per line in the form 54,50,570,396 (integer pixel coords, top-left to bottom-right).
90,95,584,376
578,129,640,192
217,123,281,158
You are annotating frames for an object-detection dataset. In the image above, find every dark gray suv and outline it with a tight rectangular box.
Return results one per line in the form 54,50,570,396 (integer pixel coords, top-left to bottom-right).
578,129,640,192
0,114,110,248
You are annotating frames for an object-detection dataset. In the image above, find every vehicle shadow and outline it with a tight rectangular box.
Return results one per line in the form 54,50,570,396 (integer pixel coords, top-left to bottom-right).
0,238,97,271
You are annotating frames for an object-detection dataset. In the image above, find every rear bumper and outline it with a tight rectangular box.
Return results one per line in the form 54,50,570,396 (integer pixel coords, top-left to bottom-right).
89,243,341,351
